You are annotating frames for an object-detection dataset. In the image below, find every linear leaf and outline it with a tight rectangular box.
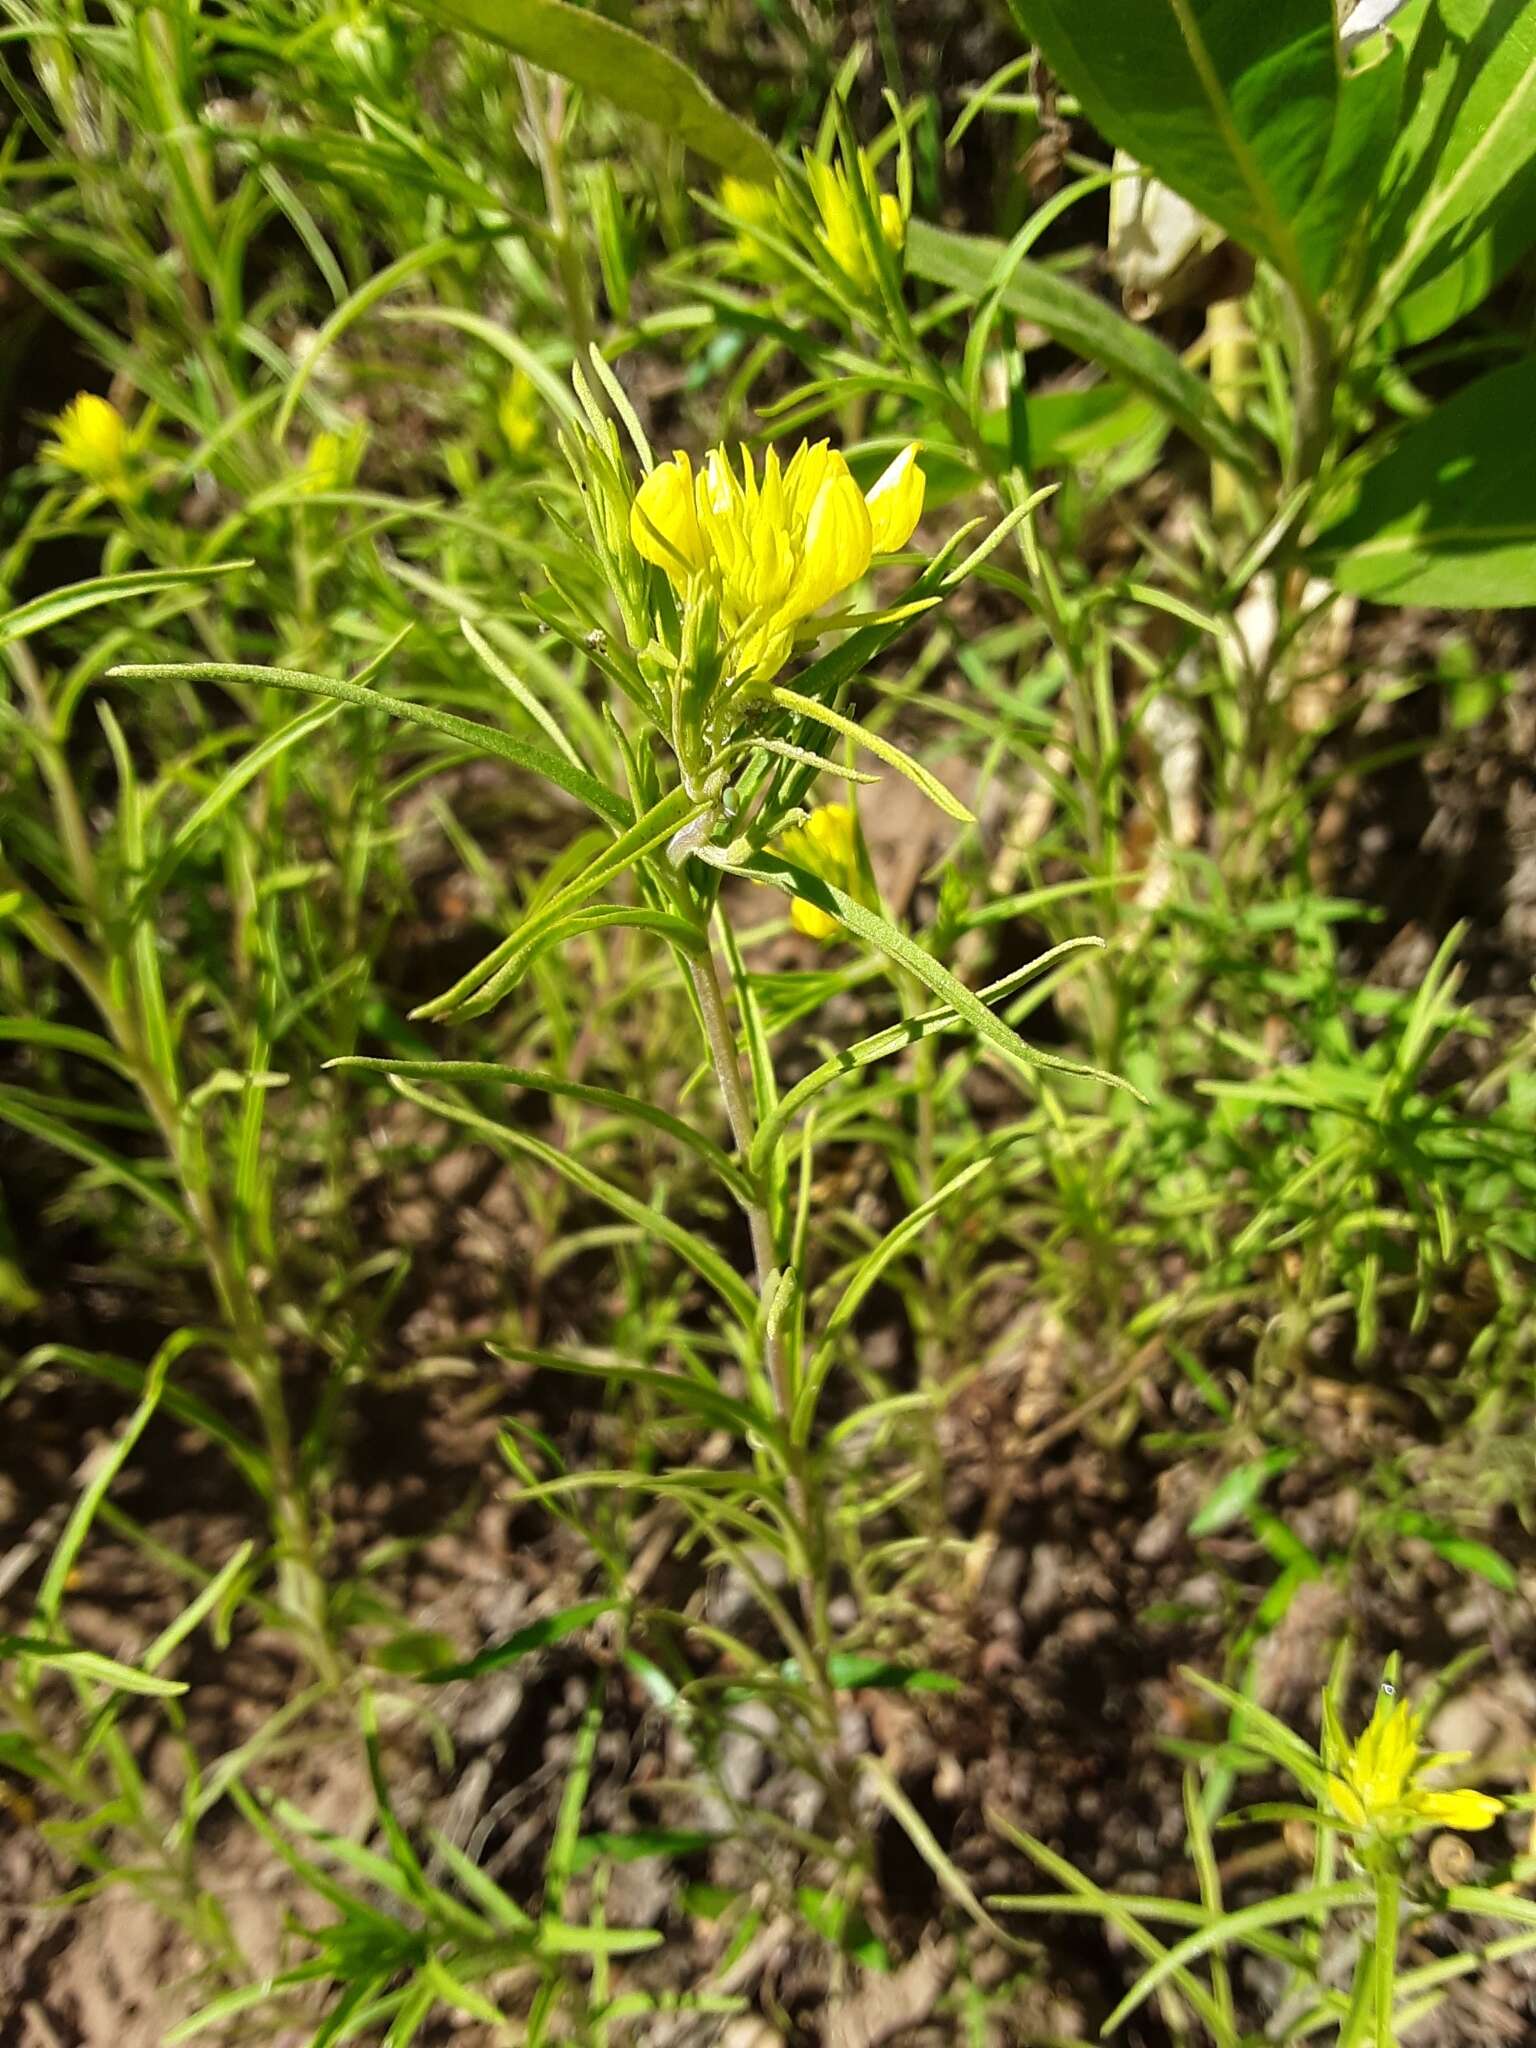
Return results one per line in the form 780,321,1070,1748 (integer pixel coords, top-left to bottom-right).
767,686,974,822
717,851,1140,1099
328,1057,749,1201
750,939,1104,1176
107,662,630,827
1,562,250,649
388,1077,760,1325
904,220,1264,480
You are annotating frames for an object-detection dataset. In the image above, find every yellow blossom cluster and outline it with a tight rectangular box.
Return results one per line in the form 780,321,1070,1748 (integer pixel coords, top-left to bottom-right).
629,439,924,688
1325,1682,1504,1839
43,393,131,491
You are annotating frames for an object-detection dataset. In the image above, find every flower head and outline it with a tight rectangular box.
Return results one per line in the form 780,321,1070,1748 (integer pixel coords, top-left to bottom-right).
630,439,925,687
1325,1680,1505,1840
43,393,131,489
806,150,904,290
718,174,780,267
777,803,861,941
499,368,541,459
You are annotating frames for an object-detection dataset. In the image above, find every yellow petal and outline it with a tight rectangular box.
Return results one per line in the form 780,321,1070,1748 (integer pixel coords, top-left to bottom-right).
804,802,855,869
1412,1788,1505,1833
1326,1774,1367,1829
631,454,705,579
807,155,866,282
790,896,840,942
794,463,872,617
45,392,129,482
720,175,776,231
864,444,925,553
878,191,905,252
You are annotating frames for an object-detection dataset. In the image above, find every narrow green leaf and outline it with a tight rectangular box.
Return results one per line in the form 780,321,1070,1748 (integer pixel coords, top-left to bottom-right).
328,1056,748,1200
0,1086,191,1228
1100,1882,1375,2034
129,703,343,921
750,940,1103,1176
1189,1449,1300,1536
0,1639,188,1698
572,1829,720,1871
388,1076,760,1324
905,220,1264,480
719,850,1140,1100
107,662,631,828
423,1601,617,1683
0,562,251,650
768,686,974,822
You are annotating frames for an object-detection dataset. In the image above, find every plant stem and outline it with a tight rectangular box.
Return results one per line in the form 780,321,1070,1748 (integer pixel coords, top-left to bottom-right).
687,938,834,1711
1373,1863,1400,2048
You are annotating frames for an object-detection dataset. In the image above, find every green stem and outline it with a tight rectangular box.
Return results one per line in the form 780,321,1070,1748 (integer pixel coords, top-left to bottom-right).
687,939,834,1717
1373,1862,1400,2048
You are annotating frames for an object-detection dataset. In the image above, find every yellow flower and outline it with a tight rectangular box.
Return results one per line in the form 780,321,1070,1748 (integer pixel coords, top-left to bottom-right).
719,174,779,266
1325,1682,1505,1839
630,439,925,687
806,151,904,289
43,393,130,489
499,368,541,459
777,802,860,941
302,431,344,494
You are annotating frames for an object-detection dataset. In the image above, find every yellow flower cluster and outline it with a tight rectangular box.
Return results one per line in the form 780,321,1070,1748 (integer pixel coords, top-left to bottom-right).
778,803,860,941
630,439,924,688
43,393,131,490
719,150,904,292
1325,1682,1504,1839
806,153,904,288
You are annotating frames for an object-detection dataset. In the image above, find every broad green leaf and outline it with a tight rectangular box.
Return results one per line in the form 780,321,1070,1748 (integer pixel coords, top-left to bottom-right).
108,662,631,828
904,220,1264,480
1293,37,1405,296
1367,0,1536,324
1313,356,1536,606
0,562,250,649
399,0,777,181
1384,167,1536,344
1004,0,1339,285
423,1600,618,1682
